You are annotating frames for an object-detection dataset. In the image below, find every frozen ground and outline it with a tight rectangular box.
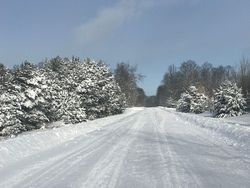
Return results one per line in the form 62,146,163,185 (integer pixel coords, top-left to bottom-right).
0,107,250,188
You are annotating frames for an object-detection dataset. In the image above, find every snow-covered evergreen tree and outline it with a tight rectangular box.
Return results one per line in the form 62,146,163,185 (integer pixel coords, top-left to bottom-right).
0,90,25,136
42,57,87,123
0,62,50,136
12,62,49,130
43,57,125,123
0,64,11,90
189,86,208,114
166,97,177,108
176,93,192,112
75,59,125,119
213,81,246,118
176,86,208,113
0,57,126,136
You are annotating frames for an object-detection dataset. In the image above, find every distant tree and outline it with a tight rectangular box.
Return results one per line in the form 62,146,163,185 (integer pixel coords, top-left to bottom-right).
135,87,146,106
224,65,237,82
158,60,240,106
161,64,183,102
145,96,157,107
238,57,250,97
164,64,180,96
114,63,143,107
213,81,246,118
211,66,226,90
156,85,168,106
200,62,213,96
179,60,199,89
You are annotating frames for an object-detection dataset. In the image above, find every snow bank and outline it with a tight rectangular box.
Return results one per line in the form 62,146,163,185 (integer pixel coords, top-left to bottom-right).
164,108,250,149
0,108,143,168
225,114,250,127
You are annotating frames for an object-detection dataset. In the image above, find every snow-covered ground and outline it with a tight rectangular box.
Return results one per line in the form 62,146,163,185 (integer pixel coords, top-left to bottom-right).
0,107,250,188
163,108,250,149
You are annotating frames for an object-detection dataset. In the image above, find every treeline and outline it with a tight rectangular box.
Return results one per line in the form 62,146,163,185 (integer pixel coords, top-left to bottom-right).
0,57,126,136
114,62,146,107
175,82,246,118
113,62,160,107
156,58,250,108
1,57,249,136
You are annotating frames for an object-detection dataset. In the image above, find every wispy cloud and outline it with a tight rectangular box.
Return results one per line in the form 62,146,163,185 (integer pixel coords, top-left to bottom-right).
74,0,200,46
74,0,155,46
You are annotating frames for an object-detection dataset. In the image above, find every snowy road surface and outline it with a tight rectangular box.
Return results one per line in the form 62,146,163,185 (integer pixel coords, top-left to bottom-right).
1,107,250,188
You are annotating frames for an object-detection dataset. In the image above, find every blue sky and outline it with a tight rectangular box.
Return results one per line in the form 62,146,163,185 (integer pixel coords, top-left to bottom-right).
1,0,250,95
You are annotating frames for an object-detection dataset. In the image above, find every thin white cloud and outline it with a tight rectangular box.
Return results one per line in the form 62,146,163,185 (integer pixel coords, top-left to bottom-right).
74,0,200,46
75,0,154,46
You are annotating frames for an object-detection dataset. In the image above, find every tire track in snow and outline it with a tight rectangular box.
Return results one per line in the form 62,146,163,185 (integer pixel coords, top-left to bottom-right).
159,108,250,187
79,112,144,188
0,110,144,188
2,107,250,188
164,108,250,180
164,108,250,166
151,109,183,187
147,110,173,187
156,108,203,187
21,112,143,188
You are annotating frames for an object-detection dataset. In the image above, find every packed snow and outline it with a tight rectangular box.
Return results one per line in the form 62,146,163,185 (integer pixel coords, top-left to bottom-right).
0,107,250,188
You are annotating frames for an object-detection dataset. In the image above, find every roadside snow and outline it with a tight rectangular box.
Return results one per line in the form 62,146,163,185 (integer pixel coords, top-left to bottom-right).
163,108,250,149
0,108,144,168
225,113,250,127
0,107,250,188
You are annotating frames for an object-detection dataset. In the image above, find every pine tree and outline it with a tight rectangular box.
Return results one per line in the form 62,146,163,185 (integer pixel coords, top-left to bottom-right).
176,93,192,112
76,59,125,119
42,57,87,123
0,90,25,136
213,81,246,118
43,57,125,123
12,62,49,130
0,57,126,136
0,64,10,88
176,86,208,113
189,86,208,114
166,97,177,108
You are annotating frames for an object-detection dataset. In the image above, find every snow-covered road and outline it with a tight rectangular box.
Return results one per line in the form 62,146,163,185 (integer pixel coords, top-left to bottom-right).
1,108,250,188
